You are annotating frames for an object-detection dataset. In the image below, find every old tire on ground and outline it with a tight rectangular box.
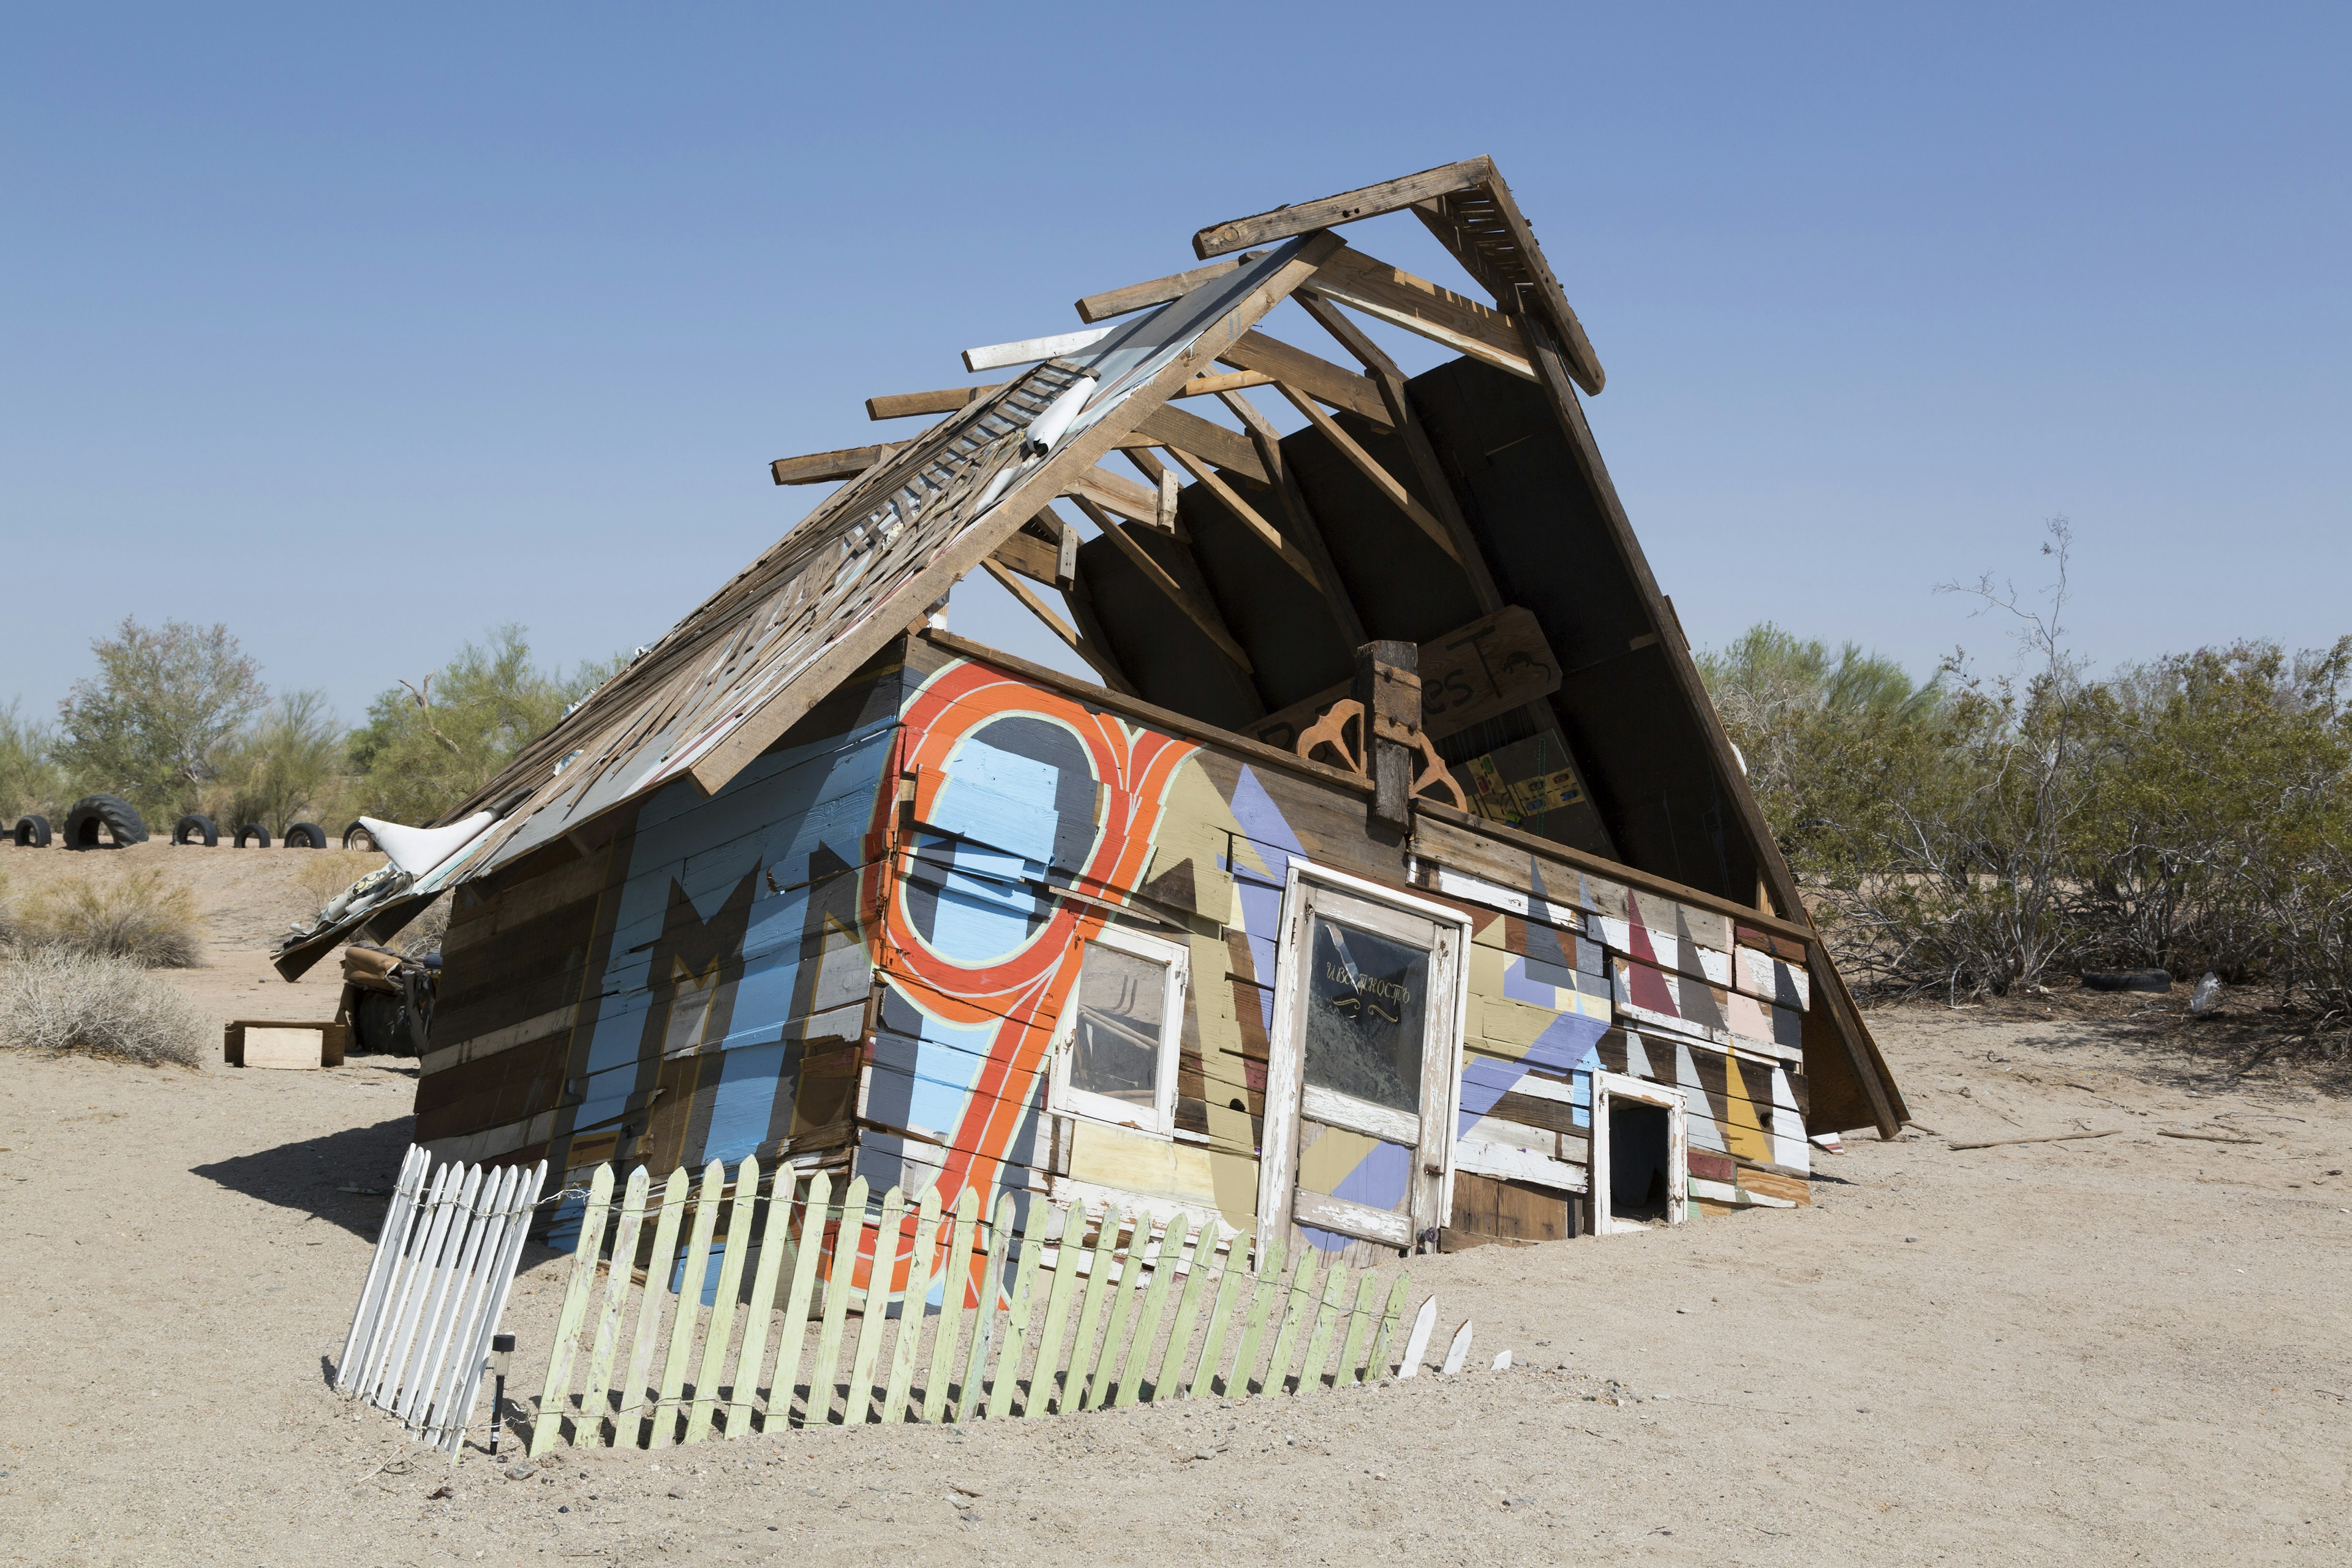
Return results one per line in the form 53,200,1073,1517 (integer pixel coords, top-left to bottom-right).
172,813,221,847
341,821,378,851
284,821,326,849
234,822,271,849
2081,968,2173,993
11,815,50,847
65,794,149,849
353,990,415,1057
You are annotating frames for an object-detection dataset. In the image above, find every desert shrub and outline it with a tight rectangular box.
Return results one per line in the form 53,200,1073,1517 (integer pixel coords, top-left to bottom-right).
0,949,206,1066
206,690,347,836
0,702,64,823
9,867,203,968
346,625,619,826
51,618,267,823
1702,521,2352,1023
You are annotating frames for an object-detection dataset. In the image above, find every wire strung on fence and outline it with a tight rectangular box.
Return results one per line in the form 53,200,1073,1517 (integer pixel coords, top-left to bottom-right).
529,1157,1420,1452
338,1145,547,1454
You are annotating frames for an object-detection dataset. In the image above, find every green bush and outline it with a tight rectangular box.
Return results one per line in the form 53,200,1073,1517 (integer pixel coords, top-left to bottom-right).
1702,529,2352,1030
0,702,64,823
346,625,617,825
51,618,266,824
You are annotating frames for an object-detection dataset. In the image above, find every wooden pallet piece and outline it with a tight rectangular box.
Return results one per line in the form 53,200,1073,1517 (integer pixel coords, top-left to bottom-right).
1186,1226,1255,1398
726,1167,798,1436
685,1156,760,1443
612,1167,691,1444
1363,1275,1412,1384
1152,1217,1222,1400
881,1190,942,1422
1260,1245,1322,1397
844,1185,907,1423
956,1193,1017,1420
528,1163,614,1455
1334,1271,1382,1389
987,1200,1047,1419
763,1169,831,1430
574,1165,649,1446
1058,1209,1125,1414
1113,1210,1189,1407
805,1175,867,1427
1294,1257,1353,1395
652,1161,726,1444
921,1188,979,1424
1021,1206,1085,1419
1227,1234,1289,1397
1084,1217,1146,1411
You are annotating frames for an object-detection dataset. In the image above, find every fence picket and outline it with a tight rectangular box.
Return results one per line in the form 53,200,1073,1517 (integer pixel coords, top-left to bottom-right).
987,1203,1046,1419
883,1190,941,1422
1153,1218,1221,1400
403,1164,513,1426
685,1157,760,1444
845,1185,905,1423
1228,1234,1287,1399
956,1194,1017,1420
763,1169,831,1430
807,1177,867,1426
1295,1257,1352,1393
578,1166,650,1444
726,1166,794,1436
1333,1272,1381,1390
1082,1217,1142,1412
1395,1295,1438,1379
1261,1245,1321,1397
1058,1209,1123,1414
650,1161,725,1444
338,1147,426,1390
1187,1227,1253,1398
1021,1207,1084,1419
386,1164,481,1409
1362,1276,1411,1384
920,1188,979,1424
450,1159,543,1450
369,1163,453,1404
1113,1211,1187,1408
613,1167,691,1444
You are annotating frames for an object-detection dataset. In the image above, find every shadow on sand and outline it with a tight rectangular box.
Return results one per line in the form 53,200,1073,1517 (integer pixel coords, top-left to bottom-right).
192,1115,417,1240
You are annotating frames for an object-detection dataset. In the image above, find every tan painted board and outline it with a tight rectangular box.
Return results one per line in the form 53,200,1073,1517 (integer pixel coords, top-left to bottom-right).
240,1025,328,1070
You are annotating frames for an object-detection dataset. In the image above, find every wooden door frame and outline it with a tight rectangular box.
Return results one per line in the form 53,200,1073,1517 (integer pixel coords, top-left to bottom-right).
1254,861,1472,1260
1588,1070,1689,1235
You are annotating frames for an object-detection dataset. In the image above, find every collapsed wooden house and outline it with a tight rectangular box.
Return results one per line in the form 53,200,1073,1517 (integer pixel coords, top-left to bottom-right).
281,157,1906,1265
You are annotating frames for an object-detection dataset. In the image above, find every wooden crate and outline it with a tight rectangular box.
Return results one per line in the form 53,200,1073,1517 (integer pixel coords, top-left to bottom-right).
224,1019,347,1069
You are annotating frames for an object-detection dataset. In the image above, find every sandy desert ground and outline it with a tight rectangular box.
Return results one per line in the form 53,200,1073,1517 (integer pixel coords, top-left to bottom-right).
1,842,2348,1566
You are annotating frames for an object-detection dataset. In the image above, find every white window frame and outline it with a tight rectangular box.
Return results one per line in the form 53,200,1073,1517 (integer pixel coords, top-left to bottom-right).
1588,1070,1688,1235
1046,923,1191,1140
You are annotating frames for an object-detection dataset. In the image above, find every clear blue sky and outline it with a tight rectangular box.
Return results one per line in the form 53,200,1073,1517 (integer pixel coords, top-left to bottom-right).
5,4,2345,728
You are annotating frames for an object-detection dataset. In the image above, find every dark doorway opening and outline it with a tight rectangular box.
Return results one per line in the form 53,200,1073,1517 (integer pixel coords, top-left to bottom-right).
1608,1099,1674,1224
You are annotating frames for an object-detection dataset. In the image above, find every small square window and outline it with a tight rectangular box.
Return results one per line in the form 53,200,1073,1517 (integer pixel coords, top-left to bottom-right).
1048,925,1189,1137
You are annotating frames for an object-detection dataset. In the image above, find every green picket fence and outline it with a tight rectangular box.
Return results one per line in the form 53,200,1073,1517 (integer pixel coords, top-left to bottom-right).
527,1158,1417,1453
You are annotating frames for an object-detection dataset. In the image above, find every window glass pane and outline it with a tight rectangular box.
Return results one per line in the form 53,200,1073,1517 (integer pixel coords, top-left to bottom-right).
1302,915,1429,1114
1068,944,1166,1110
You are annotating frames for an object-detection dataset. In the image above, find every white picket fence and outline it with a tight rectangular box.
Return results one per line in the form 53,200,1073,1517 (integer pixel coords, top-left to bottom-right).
337,1145,546,1454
